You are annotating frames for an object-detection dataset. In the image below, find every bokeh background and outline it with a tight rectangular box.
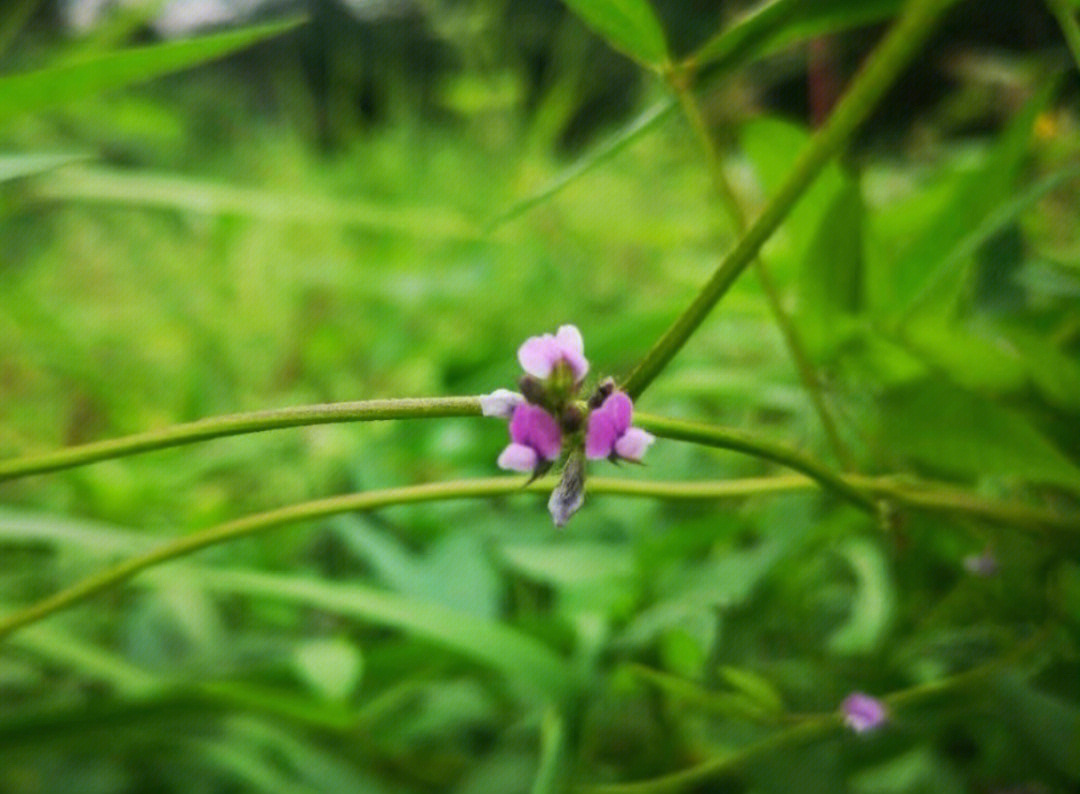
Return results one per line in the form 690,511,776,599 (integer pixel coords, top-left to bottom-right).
1,1,1079,792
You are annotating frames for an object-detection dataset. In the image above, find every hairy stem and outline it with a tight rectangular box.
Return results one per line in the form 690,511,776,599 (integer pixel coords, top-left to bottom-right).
621,0,957,398
670,78,854,468
0,397,482,482
636,413,875,512
0,475,816,641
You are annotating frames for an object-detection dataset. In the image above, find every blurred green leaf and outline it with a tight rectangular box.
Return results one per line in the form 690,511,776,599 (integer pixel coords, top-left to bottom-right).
559,0,669,68
716,666,785,715
879,378,1080,488
201,569,572,705
828,537,895,655
884,83,1054,321
28,165,474,239
0,152,90,183
798,176,865,357
293,637,363,703
693,0,903,72
0,17,303,124
500,541,634,586
992,673,1080,780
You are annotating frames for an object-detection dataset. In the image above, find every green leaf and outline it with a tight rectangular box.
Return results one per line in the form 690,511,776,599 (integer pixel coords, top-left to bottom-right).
28,165,474,239
828,537,895,655
878,378,1080,488
694,0,904,73
992,673,1080,780
559,0,669,68
883,83,1055,321
0,17,304,125
199,568,573,705
0,151,90,183
293,637,363,703
798,176,865,357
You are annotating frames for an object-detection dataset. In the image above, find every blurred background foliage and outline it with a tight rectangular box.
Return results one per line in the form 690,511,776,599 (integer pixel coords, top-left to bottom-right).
1,0,1079,792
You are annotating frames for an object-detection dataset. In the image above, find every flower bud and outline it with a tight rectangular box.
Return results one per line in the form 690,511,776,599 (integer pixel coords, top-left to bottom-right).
519,375,548,406
560,404,584,434
588,377,616,409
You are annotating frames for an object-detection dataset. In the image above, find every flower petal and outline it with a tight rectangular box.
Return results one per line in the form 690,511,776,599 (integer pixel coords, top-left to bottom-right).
841,693,887,734
605,391,633,435
510,403,563,461
585,410,619,459
517,334,559,379
614,427,655,461
555,325,589,382
555,324,584,355
479,389,524,419
497,443,538,472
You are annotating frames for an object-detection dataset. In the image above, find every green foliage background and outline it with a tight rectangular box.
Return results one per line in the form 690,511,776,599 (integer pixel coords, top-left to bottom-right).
1,1,1079,792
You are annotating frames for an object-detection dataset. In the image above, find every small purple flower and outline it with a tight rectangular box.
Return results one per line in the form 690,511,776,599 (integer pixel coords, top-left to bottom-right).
585,391,654,462
517,324,589,384
841,692,888,734
497,403,563,473
963,548,998,577
480,388,524,419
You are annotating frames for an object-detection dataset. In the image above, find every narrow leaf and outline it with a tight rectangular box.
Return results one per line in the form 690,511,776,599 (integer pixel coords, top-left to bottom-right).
0,17,303,124
694,0,904,73
199,568,573,705
0,152,90,183
559,0,669,68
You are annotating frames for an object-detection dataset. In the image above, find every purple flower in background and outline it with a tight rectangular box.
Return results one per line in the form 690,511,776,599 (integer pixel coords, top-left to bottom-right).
497,403,563,473
480,388,524,419
963,548,999,577
585,391,654,462
518,324,589,383
841,692,888,734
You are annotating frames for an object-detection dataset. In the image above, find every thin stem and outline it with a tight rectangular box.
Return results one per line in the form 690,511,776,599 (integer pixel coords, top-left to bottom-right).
532,706,571,794
621,0,957,399
0,475,817,642
670,77,854,468
1047,0,1080,72
635,413,876,512
0,396,482,482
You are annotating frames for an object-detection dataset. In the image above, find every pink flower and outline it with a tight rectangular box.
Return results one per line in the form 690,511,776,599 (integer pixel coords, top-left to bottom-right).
841,692,888,734
497,403,563,473
585,391,654,462
517,325,589,383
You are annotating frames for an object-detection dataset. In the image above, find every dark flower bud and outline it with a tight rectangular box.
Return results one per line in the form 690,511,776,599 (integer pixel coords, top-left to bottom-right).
588,377,616,409
519,375,548,406
560,404,584,434
548,450,586,528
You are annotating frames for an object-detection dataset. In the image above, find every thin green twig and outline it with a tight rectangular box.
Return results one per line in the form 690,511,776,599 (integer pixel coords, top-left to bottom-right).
669,76,854,468
621,0,958,398
0,475,816,642
0,397,482,482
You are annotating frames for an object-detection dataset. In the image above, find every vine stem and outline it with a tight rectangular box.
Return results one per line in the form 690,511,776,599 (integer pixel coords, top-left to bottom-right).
0,475,816,642
621,0,958,399
0,397,482,482
669,76,854,468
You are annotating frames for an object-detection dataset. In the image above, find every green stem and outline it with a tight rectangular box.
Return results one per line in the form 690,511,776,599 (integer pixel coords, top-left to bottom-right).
670,78,854,468
0,475,817,642
621,0,957,399
532,706,571,794
1047,0,1080,72
0,396,482,482
635,412,876,512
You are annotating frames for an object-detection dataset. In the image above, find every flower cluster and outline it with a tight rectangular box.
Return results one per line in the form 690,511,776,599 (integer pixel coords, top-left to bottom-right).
481,325,654,526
